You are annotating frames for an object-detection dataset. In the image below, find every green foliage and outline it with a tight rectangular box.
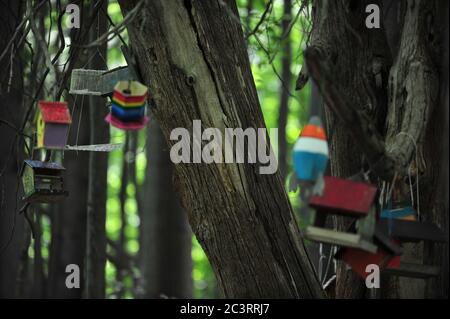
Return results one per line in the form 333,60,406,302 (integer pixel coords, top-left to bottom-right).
192,237,219,298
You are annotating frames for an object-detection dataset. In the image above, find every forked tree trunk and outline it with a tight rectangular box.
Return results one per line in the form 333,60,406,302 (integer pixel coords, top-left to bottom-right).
119,0,323,298
300,0,448,298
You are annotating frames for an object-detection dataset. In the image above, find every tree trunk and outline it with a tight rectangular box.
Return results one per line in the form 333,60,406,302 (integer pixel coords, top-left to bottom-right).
301,0,448,298
119,0,323,298
0,0,25,299
85,0,109,299
47,6,91,298
423,0,449,298
30,211,45,298
47,103,89,299
139,120,192,299
277,0,292,180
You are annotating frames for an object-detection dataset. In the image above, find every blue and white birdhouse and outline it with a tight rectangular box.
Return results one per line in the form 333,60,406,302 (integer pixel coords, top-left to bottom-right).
293,116,329,182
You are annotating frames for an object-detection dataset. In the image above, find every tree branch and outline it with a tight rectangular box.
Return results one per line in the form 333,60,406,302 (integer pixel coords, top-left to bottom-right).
304,47,396,179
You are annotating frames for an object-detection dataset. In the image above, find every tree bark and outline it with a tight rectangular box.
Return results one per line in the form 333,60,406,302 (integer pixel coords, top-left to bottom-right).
423,0,449,298
302,0,392,298
85,0,109,299
0,0,25,299
47,5,91,298
119,0,323,298
139,120,192,299
277,0,292,180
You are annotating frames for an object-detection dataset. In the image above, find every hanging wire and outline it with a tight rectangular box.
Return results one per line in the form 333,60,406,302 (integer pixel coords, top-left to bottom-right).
96,7,108,70
75,95,85,152
386,172,397,235
321,243,336,287
318,243,325,283
396,131,421,220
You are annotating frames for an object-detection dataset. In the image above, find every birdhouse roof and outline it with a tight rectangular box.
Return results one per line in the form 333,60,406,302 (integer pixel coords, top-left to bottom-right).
24,160,66,171
38,101,72,124
377,219,447,243
309,176,377,217
114,81,148,98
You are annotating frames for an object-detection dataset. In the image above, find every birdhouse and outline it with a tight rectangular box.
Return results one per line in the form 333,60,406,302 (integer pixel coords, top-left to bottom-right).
336,247,401,280
69,66,136,96
377,218,447,278
377,218,447,243
36,101,72,150
381,204,417,221
21,160,68,203
293,116,329,182
335,223,403,279
105,81,149,130
305,176,379,253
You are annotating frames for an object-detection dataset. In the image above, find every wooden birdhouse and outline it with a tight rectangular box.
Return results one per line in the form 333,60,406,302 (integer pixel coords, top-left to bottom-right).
36,101,72,150
293,116,329,182
377,218,447,278
305,176,379,253
21,160,68,203
381,206,417,221
336,247,401,280
69,66,137,97
105,81,149,130
335,223,403,279
377,218,447,243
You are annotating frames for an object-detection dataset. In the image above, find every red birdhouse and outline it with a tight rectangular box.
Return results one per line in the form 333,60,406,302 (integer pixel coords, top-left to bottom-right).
337,247,401,279
335,223,403,279
36,101,72,150
309,176,377,216
305,176,379,252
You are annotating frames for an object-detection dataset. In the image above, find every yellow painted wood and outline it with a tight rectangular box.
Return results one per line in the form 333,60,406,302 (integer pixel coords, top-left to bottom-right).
36,111,45,148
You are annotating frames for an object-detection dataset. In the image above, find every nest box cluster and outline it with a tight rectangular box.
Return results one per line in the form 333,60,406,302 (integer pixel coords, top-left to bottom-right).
293,116,447,281
21,54,149,205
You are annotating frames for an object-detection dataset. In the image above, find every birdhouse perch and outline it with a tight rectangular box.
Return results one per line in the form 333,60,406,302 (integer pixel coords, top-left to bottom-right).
305,176,379,253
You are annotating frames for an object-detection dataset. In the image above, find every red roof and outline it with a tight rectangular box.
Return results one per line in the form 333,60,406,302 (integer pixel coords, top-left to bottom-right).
38,101,72,124
309,176,377,217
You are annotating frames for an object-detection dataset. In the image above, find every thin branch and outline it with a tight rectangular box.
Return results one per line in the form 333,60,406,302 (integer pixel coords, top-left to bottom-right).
74,0,145,49
28,0,57,92
0,0,46,65
55,0,107,98
304,47,396,180
245,0,273,40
